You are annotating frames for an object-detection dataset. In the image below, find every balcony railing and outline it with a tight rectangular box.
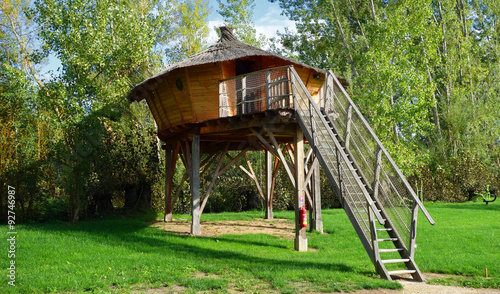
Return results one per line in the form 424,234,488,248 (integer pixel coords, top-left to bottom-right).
219,66,293,117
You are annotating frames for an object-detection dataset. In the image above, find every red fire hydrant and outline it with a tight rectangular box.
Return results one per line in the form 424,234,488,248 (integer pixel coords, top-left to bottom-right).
300,206,307,228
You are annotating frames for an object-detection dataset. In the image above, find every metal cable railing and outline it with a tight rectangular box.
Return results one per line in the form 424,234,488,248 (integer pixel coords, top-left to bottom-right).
288,67,385,244
324,70,435,249
217,65,434,252
219,66,292,117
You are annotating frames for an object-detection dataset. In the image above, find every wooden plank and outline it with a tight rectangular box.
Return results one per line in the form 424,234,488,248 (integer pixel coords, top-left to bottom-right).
184,68,197,122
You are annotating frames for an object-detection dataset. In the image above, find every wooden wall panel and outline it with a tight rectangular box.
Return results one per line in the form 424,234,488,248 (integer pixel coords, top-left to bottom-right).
188,64,221,122
145,95,165,129
155,80,183,127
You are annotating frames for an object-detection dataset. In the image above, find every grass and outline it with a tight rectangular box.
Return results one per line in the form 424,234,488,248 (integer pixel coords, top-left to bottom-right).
416,201,500,288
0,202,498,293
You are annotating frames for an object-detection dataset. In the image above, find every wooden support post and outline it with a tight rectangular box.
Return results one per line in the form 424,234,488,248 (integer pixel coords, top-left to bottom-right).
190,134,201,235
312,155,323,233
345,104,352,150
372,146,382,202
266,70,271,110
265,150,273,219
242,76,247,114
295,127,307,251
164,144,174,222
409,200,419,259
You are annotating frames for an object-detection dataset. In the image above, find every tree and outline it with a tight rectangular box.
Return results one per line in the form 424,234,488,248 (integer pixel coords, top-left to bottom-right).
166,0,210,63
272,0,438,172
29,0,173,221
273,0,500,199
216,0,266,47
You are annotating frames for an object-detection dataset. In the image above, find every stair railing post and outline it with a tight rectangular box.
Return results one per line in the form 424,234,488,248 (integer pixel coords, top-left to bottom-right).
344,104,353,150
368,200,380,268
409,199,419,259
242,75,247,114
266,69,271,110
336,149,346,207
372,146,382,202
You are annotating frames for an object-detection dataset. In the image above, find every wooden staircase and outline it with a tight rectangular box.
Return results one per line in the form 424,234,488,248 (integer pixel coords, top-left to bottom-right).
287,67,435,281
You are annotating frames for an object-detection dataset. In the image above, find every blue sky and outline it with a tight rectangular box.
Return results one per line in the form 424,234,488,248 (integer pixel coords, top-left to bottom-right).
43,0,293,76
205,0,294,43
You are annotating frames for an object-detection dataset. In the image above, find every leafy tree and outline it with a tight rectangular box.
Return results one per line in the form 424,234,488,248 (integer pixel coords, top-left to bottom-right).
28,0,173,221
272,0,500,199
216,0,266,47
166,0,210,63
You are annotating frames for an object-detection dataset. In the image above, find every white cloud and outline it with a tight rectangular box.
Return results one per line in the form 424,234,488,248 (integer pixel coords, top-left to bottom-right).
254,5,296,39
207,20,225,43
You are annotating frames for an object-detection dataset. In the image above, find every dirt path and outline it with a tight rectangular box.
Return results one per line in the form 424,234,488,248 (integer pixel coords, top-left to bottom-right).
150,218,498,294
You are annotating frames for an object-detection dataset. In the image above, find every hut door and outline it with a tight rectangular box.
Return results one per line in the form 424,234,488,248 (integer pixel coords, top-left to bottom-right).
236,60,256,115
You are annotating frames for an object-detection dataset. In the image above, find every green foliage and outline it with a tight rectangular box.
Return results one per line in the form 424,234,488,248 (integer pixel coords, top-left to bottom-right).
166,0,210,63
216,0,267,47
273,0,500,198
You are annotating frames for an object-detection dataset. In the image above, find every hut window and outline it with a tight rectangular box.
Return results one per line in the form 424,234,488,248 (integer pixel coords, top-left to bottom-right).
176,78,183,91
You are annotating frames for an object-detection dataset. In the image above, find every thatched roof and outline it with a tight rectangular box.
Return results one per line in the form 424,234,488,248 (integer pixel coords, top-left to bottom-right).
129,26,345,101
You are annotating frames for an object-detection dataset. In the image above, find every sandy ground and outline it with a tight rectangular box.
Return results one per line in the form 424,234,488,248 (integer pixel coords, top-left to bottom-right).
148,218,499,294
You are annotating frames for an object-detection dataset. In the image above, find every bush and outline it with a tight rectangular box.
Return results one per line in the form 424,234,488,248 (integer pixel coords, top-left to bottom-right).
411,152,499,202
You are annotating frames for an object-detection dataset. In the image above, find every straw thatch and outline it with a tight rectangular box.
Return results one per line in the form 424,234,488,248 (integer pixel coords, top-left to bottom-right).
129,26,347,101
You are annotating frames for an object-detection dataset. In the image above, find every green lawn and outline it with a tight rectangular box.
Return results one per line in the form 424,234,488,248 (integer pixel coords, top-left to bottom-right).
1,202,499,293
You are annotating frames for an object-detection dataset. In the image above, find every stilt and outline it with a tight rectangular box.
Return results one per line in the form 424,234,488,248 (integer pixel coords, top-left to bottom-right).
164,144,174,222
312,154,323,233
294,127,307,251
190,134,201,235
265,150,273,219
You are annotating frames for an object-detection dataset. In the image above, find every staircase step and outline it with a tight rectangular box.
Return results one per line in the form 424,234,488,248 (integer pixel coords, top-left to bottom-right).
377,238,398,242
376,228,392,232
378,248,404,253
382,259,410,264
362,219,386,223
388,270,417,276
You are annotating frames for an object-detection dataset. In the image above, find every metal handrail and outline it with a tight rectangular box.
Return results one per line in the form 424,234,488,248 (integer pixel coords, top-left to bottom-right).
327,71,435,226
288,67,386,228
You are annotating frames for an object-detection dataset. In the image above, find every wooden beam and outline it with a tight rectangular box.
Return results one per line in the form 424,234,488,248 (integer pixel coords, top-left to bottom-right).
345,104,353,150
190,134,201,235
409,200,418,259
249,128,280,159
200,146,228,215
294,126,307,251
267,130,296,188
372,146,382,201
164,142,179,222
244,153,265,201
304,157,319,193
312,155,323,233
217,147,251,177
265,150,273,219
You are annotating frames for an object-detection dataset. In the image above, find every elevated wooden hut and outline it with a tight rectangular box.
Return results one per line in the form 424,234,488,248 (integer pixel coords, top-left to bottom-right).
129,26,435,282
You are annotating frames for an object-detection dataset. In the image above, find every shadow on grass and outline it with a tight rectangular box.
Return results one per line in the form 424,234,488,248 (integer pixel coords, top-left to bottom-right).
22,218,356,276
